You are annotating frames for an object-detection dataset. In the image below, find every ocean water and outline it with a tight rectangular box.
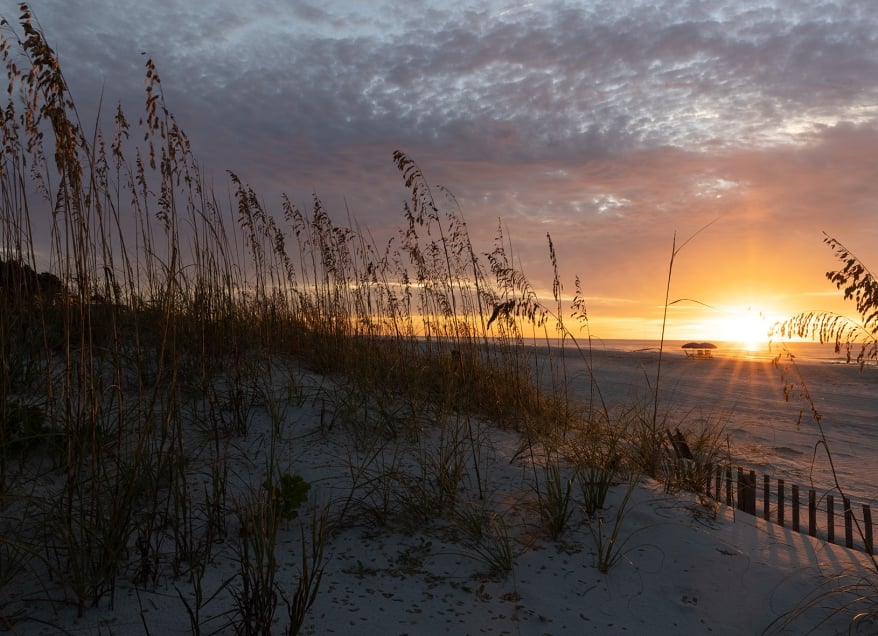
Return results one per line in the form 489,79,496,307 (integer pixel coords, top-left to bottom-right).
538,339,878,508
569,338,846,362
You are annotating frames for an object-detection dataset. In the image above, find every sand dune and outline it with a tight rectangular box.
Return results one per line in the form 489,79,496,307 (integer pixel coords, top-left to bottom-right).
7,350,878,635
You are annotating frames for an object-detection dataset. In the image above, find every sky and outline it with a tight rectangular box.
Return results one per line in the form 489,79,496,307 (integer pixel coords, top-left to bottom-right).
4,0,878,342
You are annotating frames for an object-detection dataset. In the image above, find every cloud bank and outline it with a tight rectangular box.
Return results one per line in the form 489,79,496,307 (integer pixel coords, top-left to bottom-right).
8,0,878,337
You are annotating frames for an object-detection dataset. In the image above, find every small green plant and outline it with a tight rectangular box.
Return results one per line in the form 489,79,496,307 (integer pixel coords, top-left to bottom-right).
264,474,311,522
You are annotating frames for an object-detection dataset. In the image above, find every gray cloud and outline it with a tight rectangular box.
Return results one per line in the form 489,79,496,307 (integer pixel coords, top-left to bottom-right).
24,0,878,165
5,0,878,331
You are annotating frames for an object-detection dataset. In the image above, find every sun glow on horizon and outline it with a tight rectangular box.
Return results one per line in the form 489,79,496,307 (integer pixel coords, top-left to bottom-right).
704,305,779,351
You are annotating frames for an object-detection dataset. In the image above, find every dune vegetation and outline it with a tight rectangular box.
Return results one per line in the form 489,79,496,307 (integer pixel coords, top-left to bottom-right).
1,5,875,634
0,8,700,630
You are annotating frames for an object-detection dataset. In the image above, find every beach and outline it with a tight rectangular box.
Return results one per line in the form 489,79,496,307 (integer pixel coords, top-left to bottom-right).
6,344,878,635
6,2,878,633
572,343,878,507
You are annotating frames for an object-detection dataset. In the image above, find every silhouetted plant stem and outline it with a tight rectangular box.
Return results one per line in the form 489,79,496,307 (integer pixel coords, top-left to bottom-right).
652,219,720,432
652,232,676,433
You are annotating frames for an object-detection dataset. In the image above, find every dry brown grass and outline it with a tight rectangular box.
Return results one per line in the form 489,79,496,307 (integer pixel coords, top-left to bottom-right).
0,6,734,632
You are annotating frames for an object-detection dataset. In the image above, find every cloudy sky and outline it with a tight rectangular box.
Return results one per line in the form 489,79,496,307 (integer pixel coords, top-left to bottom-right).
6,1,878,342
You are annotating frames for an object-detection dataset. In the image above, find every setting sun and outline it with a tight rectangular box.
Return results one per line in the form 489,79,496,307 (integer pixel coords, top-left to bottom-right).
710,306,776,350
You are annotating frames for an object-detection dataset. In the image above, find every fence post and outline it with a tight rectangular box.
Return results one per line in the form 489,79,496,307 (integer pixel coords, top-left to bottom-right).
827,494,835,544
844,497,853,549
726,466,733,506
809,489,816,537
778,479,785,527
748,471,756,515
715,467,875,554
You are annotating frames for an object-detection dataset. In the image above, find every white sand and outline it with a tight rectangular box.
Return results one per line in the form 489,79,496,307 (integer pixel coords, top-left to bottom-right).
578,348,878,506
5,351,878,635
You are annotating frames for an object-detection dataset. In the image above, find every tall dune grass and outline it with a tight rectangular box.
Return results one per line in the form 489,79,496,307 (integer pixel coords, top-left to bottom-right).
0,5,737,632
0,6,595,625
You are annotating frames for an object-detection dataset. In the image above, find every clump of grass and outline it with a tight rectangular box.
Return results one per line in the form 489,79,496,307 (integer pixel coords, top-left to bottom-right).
539,455,575,540
664,420,730,495
231,488,282,635
766,565,878,635
578,465,615,516
588,478,639,574
566,412,622,515
454,506,515,579
281,505,330,636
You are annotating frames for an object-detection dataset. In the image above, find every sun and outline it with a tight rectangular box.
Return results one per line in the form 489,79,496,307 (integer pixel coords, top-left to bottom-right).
713,306,774,350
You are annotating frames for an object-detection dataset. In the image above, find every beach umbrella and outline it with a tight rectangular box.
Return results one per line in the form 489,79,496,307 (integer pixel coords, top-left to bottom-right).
682,342,717,357
682,342,716,350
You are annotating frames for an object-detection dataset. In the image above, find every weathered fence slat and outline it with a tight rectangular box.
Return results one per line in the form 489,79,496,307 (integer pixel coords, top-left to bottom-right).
827,494,835,544
844,497,853,549
792,484,799,532
809,489,816,537
725,466,733,506
763,474,771,521
864,505,874,555
738,469,756,515
748,471,756,515
778,479,785,527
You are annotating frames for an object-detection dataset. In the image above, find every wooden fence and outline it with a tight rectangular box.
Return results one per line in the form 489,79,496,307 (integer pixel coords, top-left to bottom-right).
705,464,875,555
666,429,875,555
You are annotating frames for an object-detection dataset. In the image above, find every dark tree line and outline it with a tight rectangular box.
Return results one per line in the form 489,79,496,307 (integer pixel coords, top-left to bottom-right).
0,259,67,305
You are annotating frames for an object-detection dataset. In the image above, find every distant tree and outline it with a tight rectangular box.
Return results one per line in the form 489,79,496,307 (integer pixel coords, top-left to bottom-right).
37,270,67,304
0,258,67,305
772,234,878,368
0,258,38,299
